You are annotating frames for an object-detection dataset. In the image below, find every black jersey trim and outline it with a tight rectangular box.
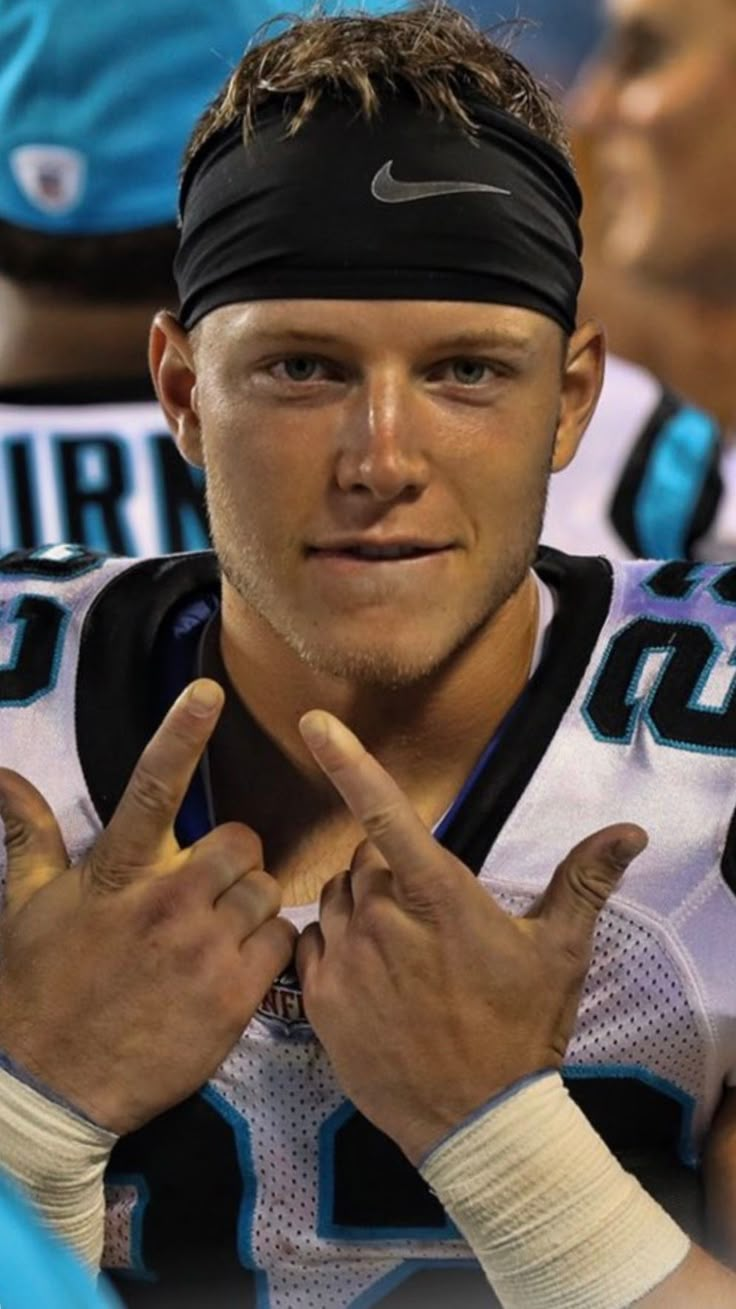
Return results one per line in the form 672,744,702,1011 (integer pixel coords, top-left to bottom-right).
721,807,736,897
441,548,613,872
609,388,723,559
76,553,219,824
0,376,157,406
76,548,612,863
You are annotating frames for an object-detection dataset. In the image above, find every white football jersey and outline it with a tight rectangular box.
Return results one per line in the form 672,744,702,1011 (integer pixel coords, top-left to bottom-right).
1,544,735,1307
0,383,208,555
544,355,729,560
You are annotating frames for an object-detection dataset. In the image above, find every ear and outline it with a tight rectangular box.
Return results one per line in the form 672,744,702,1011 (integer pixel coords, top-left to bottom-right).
551,319,606,472
149,311,203,468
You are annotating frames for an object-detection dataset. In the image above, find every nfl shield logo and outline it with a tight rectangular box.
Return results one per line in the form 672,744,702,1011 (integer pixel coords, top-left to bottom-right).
9,145,87,215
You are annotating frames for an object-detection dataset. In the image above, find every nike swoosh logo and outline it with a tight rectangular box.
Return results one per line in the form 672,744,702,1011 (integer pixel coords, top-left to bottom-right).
371,160,512,204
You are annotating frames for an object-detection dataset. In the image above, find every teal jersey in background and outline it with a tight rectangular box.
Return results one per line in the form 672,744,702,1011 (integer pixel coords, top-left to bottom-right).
0,1172,121,1309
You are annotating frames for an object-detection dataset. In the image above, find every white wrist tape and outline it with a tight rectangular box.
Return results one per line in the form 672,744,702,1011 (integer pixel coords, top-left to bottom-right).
420,1072,691,1309
0,1065,117,1268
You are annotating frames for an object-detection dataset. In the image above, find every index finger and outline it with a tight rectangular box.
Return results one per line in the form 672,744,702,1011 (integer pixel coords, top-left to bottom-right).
98,679,224,866
299,710,444,890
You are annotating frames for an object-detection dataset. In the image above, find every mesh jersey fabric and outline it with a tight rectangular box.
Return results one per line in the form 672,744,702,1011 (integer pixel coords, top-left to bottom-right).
0,545,733,1304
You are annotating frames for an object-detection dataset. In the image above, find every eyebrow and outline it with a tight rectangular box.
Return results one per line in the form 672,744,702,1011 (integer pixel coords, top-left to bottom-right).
418,331,535,354
248,328,535,353
250,330,355,347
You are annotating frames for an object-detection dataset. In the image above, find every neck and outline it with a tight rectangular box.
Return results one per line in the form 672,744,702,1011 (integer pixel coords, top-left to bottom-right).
648,296,736,437
216,570,540,809
0,276,159,386
581,264,736,433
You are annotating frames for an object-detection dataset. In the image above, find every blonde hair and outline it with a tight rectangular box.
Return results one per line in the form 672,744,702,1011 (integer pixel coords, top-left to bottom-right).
184,2,573,169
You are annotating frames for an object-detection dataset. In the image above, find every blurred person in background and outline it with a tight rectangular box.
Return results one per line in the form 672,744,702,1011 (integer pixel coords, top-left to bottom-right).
0,0,402,556
545,0,736,560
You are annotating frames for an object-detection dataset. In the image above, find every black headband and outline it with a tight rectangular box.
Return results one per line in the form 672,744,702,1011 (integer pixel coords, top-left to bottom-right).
175,91,583,334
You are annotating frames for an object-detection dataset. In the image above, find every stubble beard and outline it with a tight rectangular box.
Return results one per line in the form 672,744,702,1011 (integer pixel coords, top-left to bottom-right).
207,471,550,691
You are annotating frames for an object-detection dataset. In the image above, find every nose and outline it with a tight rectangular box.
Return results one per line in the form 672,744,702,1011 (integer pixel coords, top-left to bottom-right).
334,372,430,502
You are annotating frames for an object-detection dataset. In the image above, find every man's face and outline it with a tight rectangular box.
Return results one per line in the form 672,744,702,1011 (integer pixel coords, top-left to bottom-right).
572,0,736,294
174,300,594,688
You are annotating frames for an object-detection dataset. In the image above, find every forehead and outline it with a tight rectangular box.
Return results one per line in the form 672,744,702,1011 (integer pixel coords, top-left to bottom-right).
199,299,561,355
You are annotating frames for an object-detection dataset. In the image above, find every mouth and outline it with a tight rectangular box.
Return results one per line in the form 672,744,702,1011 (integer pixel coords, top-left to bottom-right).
309,542,451,562
306,539,456,569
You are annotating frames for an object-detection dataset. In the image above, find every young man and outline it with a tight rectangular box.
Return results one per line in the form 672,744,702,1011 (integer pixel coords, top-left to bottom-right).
0,5,735,1307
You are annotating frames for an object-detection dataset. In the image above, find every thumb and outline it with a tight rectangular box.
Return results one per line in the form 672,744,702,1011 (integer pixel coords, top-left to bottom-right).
533,822,648,944
0,768,70,915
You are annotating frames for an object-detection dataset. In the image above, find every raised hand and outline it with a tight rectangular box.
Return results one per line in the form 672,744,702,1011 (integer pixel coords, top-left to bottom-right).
296,710,648,1164
0,680,295,1134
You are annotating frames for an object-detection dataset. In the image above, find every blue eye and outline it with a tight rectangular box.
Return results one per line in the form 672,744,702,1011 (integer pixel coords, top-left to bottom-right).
451,360,489,385
282,357,321,382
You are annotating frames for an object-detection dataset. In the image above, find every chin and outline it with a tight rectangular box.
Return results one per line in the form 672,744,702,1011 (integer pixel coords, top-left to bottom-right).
287,633,452,688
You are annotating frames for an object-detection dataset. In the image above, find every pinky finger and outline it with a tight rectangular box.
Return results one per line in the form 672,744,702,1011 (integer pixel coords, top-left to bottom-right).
295,921,325,994
240,916,298,1012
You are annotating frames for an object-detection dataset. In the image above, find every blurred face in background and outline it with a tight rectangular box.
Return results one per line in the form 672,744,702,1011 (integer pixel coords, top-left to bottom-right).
571,0,736,297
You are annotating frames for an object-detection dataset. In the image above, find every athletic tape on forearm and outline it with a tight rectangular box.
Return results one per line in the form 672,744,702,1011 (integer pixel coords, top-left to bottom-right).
0,1065,117,1267
419,1072,691,1309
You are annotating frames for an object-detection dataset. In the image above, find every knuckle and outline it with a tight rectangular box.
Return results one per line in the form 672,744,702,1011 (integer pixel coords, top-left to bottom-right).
137,875,191,928
220,869,280,927
211,822,264,870
360,798,404,843
1,802,60,858
241,869,280,917
127,761,179,819
87,847,137,895
1,812,34,855
179,937,240,995
353,897,389,941
262,912,294,946
172,920,226,978
175,938,211,976
564,859,611,915
407,868,453,909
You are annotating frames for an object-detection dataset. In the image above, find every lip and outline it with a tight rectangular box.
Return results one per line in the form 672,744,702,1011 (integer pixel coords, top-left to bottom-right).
305,544,456,586
308,551,453,572
307,536,455,557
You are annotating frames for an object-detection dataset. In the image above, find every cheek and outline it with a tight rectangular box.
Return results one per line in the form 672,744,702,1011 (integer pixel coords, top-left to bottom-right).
618,57,720,160
203,407,327,532
459,426,553,534
607,58,727,254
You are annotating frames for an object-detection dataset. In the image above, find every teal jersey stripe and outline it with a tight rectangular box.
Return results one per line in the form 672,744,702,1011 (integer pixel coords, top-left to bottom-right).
635,407,720,558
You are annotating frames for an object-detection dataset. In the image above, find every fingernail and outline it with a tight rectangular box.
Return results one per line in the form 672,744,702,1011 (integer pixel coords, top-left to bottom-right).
299,710,329,751
187,679,223,717
611,833,647,869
